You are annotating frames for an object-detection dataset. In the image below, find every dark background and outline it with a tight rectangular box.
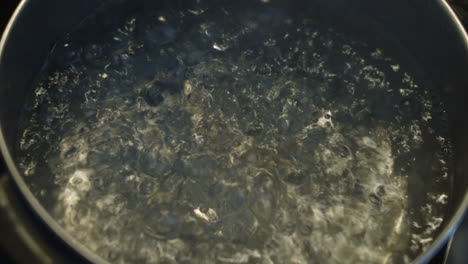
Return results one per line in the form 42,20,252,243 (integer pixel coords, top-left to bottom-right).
0,0,20,174
0,0,19,30
1,2,21,264
0,0,19,254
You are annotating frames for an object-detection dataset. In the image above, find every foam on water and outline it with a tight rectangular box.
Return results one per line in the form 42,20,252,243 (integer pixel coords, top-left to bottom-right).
17,1,452,263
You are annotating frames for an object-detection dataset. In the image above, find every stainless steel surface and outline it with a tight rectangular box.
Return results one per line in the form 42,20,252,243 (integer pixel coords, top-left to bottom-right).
0,0,467,263
0,175,52,263
446,214,468,263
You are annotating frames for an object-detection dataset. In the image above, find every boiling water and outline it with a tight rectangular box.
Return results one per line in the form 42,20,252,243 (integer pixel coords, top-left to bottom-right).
17,1,452,263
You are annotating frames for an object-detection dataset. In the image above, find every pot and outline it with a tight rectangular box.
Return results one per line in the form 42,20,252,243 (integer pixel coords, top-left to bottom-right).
1,0,468,263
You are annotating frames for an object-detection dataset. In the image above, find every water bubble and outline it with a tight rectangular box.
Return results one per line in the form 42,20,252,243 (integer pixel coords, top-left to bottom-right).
369,193,381,206
139,151,171,178
376,185,386,197
219,213,257,244
138,178,156,196
143,25,177,46
121,17,137,35
215,186,248,216
336,145,350,158
143,85,165,107
145,206,180,239
283,171,307,185
83,44,107,67
213,43,229,51
299,220,314,236
245,121,263,136
179,219,205,240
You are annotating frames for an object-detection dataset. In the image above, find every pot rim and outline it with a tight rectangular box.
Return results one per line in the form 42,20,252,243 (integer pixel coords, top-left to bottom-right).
410,1,468,263
1,0,467,263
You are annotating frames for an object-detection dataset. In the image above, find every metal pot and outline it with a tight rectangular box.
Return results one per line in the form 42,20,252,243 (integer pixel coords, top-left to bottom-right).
0,0,467,263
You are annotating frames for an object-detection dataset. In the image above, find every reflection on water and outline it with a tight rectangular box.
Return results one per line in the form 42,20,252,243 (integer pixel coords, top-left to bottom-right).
17,0,451,263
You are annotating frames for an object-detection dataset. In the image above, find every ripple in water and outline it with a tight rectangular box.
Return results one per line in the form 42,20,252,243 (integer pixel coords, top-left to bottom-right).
17,1,452,263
